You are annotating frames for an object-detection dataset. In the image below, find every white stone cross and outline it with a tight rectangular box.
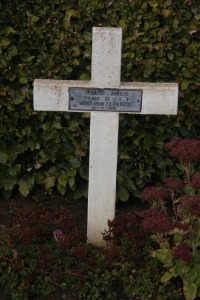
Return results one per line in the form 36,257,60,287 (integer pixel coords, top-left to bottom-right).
34,27,178,246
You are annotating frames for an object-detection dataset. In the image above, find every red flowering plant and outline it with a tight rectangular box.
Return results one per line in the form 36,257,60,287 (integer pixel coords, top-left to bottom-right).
141,186,169,211
139,138,200,300
164,137,200,184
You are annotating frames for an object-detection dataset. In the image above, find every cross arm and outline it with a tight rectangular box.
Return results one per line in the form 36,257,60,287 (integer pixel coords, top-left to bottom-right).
33,79,93,112
121,82,178,115
34,79,178,115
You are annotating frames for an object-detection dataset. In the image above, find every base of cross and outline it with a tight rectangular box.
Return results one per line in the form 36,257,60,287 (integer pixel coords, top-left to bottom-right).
34,27,178,246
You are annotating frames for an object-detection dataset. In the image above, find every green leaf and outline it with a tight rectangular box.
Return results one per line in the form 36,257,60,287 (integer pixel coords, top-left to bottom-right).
68,168,77,177
151,248,172,265
69,158,81,168
176,163,185,171
9,165,21,177
58,172,68,187
184,186,195,195
194,13,200,21
193,264,200,285
144,20,149,31
0,38,10,47
119,152,130,159
19,179,33,197
183,283,197,300
69,177,75,189
24,55,35,62
190,268,197,282
125,129,135,137
173,18,179,29
0,152,8,163
44,176,55,190
19,77,28,84
131,118,139,127
174,261,184,276
181,81,189,91
31,16,39,22
4,178,16,191
79,72,90,80
57,183,66,195
74,183,88,199
4,26,15,35
162,9,172,18
167,53,174,60
118,186,129,202
119,19,126,30
156,142,164,150
52,121,62,129
173,233,183,244
161,270,174,283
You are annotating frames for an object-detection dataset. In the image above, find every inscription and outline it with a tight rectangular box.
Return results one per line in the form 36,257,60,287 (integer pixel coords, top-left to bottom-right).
69,88,142,112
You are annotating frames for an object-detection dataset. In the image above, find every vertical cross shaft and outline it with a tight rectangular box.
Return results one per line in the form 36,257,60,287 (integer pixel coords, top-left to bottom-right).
87,28,122,246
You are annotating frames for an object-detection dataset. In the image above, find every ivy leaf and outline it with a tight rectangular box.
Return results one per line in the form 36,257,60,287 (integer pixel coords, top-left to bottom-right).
194,13,200,21
4,26,15,35
19,179,33,197
57,182,66,195
9,164,21,176
69,158,81,168
0,38,10,47
58,172,68,187
173,18,179,29
118,186,129,202
19,77,28,84
44,176,55,190
4,178,16,191
74,183,88,199
144,20,149,31
167,53,174,60
24,56,35,62
79,72,90,80
0,152,8,163
181,81,189,91
69,177,75,189
162,9,172,18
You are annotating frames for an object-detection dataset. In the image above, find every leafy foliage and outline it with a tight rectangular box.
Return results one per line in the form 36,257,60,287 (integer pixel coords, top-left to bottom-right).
0,205,183,299
0,0,200,199
139,138,200,300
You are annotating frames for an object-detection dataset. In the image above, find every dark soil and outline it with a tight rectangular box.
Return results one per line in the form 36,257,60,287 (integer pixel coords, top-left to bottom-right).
0,193,144,300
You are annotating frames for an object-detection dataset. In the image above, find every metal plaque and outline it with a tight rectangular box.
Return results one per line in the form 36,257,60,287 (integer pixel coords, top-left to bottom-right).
68,88,142,112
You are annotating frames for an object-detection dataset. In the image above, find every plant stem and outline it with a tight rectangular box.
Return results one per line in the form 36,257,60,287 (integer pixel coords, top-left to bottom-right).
171,191,178,221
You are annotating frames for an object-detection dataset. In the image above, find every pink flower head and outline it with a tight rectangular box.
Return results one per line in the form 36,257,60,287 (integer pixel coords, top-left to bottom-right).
173,243,193,262
163,178,184,190
164,138,200,163
53,229,64,242
178,195,200,211
139,208,173,233
191,171,200,190
191,199,200,218
178,195,200,218
164,137,182,152
141,186,169,201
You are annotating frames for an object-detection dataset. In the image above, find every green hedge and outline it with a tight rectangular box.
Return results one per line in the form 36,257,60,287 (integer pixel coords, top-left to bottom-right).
0,0,200,201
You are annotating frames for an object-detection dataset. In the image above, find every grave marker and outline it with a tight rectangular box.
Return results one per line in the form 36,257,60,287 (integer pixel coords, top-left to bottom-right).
34,27,178,246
